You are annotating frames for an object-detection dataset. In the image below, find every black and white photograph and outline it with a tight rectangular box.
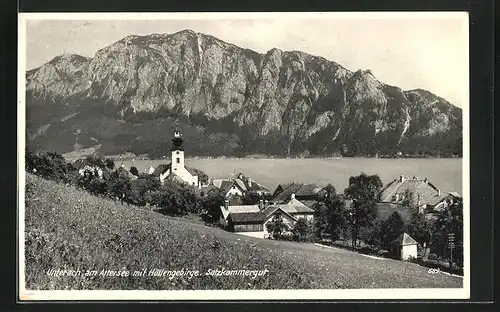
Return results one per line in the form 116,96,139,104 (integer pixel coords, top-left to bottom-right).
18,12,469,300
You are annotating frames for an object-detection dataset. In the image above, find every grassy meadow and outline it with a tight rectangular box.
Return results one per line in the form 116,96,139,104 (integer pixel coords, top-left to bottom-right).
24,173,462,290
120,158,462,194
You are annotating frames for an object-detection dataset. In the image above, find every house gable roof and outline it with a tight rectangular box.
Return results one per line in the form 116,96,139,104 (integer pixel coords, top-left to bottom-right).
260,205,298,222
229,212,264,223
280,198,315,214
392,232,418,246
380,177,445,206
219,204,260,220
272,182,319,202
214,174,269,194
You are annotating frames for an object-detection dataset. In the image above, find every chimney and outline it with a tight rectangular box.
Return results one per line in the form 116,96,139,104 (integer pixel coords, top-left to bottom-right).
248,177,252,187
437,189,441,196
424,178,428,184
399,175,404,182
291,193,295,200
395,193,400,202
264,200,269,208
259,199,264,210
224,200,229,210
239,173,243,179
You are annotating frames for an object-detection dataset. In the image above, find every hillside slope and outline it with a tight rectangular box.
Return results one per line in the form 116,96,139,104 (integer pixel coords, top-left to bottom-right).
24,174,462,290
26,30,462,158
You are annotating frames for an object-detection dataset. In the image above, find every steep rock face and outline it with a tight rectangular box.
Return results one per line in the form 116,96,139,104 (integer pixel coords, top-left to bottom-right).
25,30,462,157
27,54,91,101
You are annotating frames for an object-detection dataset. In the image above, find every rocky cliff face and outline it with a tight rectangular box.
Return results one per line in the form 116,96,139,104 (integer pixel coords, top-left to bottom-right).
26,29,462,157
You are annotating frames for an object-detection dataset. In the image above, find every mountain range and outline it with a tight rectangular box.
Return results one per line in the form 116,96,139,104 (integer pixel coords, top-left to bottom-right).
25,29,462,158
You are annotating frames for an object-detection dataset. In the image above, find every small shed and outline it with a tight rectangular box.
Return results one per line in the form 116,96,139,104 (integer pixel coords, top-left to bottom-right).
391,232,418,260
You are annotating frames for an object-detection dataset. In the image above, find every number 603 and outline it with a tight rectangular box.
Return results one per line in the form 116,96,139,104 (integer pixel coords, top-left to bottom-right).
427,268,441,274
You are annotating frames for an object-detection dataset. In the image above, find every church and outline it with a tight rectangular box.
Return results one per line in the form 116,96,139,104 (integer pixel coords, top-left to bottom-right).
151,131,199,186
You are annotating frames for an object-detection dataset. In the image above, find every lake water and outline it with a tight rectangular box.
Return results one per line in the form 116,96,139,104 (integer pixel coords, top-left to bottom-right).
121,158,463,195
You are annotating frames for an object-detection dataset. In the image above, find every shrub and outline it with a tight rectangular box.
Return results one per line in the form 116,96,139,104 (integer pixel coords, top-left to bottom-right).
201,189,225,223
26,150,75,182
266,216,289,239
291,218,314,242
129,166,139,177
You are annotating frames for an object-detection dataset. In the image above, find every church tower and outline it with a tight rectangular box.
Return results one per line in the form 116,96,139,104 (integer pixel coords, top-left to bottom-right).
171,130,185,173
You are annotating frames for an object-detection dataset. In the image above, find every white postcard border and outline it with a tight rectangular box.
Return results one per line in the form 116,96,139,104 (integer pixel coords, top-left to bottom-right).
17,12,470,301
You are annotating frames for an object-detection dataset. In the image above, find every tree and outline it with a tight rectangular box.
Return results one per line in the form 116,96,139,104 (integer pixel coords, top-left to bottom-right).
432,198,463,266
107,168,132,205
344,173,383,248
105,158,115,170
155,181,201,216
360,220,383,248
129,174,162,206
379,211,405,250
26,150,74,182
266,215,289,239
85,153,107,169
129,166,139,177
314,184,348,241
201,188,225,223
406,207,432,247
291,218,314,242
401,191,432,247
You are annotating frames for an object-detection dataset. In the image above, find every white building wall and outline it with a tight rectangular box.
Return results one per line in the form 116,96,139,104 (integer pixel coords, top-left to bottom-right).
171,150,185,171
401,245,418,260
225,186,244,197
160,167,198,186
294,214,314,222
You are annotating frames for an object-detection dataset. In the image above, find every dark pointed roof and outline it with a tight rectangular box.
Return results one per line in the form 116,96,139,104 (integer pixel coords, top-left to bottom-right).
151,163,171,177
392,233,418,246
272,182,320,202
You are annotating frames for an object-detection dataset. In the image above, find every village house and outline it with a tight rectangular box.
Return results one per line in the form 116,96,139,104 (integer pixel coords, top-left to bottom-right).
271,182,321,207
379,175,460,213
150,131,199,186
390,232,419,260
73,159,104,179
211,173,270,198
219,193,315,239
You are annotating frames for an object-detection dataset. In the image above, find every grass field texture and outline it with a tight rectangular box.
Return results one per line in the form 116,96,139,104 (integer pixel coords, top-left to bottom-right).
24,174,462,290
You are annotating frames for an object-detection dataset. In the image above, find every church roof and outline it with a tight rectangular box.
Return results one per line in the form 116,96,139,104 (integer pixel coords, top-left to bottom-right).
185,167,198,176
151,164,170,177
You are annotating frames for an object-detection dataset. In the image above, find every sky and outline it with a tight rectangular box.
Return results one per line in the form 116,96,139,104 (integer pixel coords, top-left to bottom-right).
21,12,469,107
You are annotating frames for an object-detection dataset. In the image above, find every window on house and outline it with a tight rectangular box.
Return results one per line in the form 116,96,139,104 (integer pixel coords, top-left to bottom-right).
176,151,179,154
176,158,180,163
